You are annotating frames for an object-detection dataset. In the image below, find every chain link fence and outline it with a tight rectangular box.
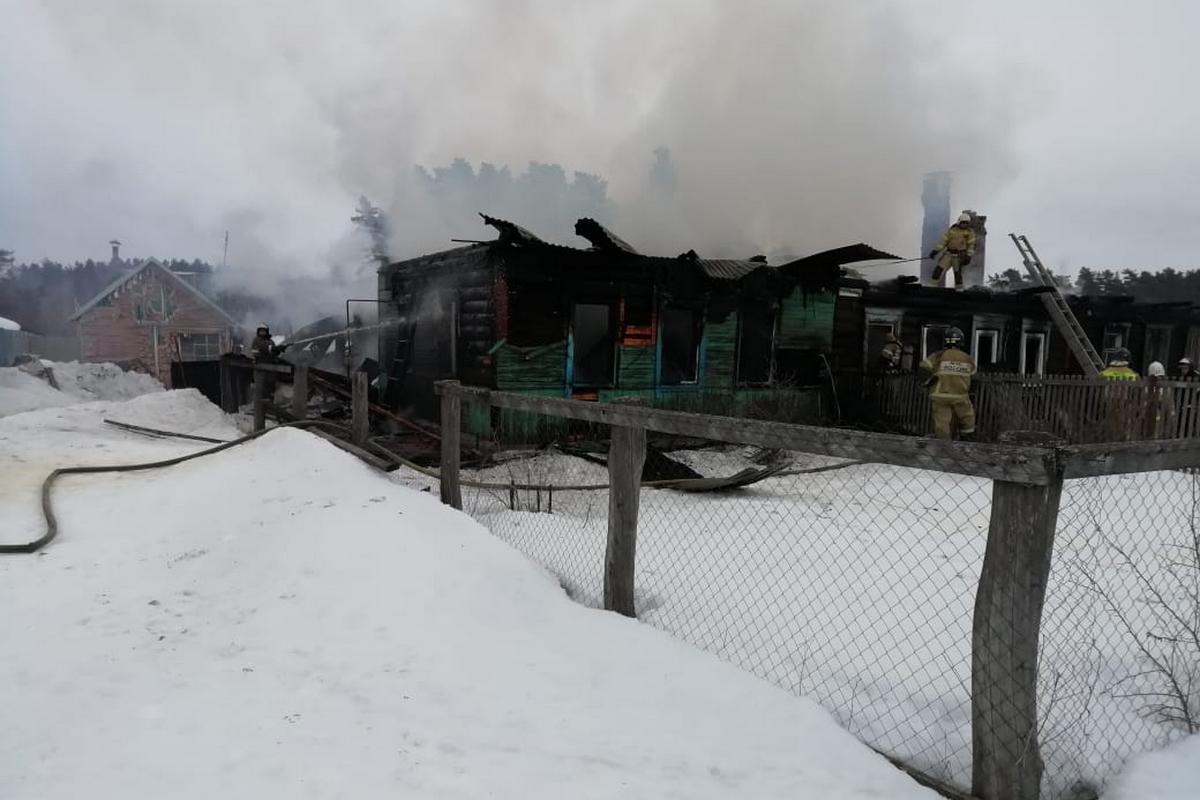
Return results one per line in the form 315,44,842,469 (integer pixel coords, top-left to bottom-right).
399,398,1200,798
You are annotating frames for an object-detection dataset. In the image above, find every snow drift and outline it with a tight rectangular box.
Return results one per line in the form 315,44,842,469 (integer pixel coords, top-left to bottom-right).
0,392,937,799
0,359,162,417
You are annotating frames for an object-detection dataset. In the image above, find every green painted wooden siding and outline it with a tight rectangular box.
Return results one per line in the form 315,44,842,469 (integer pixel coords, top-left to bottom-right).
702,315,738,388
495,342,567,390
617,344,655,391
777,289,835,350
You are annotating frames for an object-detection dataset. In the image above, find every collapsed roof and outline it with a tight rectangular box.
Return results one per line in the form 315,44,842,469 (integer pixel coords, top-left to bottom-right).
471,213,901,283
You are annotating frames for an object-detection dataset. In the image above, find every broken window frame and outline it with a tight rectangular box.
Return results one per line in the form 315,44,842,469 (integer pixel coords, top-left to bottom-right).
973,329,1000,368
920,324,948,361
570,301,618,389
1102,322,1131,363
1020,331,1047,376
1144,324,1172,366
659,305,703,386
735,302,777,386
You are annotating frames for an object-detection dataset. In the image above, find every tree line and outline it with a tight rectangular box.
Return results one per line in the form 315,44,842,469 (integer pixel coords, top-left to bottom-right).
987,266,1200,302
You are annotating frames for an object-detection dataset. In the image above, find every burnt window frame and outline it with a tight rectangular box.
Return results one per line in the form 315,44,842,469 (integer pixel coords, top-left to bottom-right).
735,301,777,386
1020,331,1047,376
1144,324,1172,365
569,299,619,389
659,304,703,386
973,329,1000,368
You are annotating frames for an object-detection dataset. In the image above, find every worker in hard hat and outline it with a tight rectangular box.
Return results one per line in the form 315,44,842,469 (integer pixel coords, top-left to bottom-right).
250,323,283,360
929,213,977,290
880,332,903,372
919,326,977,440
1174,357,1196,379
1100,348,1138,381
1100,348,1139,441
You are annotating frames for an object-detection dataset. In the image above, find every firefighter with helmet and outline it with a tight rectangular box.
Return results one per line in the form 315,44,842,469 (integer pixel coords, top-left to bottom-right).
1100,348,1138,381
929,212,977,290
880,331,902,372
919,326,977,440
250,323,283,360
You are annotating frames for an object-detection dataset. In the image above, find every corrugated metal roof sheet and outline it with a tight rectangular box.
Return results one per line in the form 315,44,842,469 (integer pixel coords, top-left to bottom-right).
695,258,772,280
574,218,640,254
480,213,545,246
776,243,901,273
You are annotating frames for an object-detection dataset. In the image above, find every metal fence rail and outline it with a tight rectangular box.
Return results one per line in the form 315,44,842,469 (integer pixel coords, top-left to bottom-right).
428,381,1200,800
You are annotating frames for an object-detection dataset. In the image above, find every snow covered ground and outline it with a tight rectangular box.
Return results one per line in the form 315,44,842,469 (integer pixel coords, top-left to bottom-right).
1103,734,1200,799
0,391,940,799
0,359,162,417
398,446,1200,796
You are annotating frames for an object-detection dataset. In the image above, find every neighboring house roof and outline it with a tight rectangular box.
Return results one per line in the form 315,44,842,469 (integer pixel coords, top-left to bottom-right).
69,259,237,325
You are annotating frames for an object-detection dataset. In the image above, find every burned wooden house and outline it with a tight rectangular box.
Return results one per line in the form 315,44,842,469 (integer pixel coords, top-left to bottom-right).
378,215,896,434
833,276,1200,377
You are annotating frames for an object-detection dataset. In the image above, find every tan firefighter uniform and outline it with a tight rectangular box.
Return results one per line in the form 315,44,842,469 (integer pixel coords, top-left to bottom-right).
930,222,977,288
920,346,977,439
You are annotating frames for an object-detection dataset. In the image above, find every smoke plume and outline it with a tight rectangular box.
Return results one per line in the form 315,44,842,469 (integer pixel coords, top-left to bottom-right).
1,0,1021,323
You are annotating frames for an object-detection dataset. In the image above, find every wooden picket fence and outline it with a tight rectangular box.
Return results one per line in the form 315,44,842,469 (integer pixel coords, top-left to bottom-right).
837,372,1200,444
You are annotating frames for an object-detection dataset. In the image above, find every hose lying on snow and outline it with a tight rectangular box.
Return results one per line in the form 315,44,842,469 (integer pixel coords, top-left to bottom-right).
1,420,353,555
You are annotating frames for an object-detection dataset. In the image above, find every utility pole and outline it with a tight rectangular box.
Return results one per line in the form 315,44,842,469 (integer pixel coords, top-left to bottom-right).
222,231,229,269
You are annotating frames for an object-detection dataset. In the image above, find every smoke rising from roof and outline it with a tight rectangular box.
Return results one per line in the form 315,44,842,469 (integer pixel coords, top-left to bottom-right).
1,0,1021,322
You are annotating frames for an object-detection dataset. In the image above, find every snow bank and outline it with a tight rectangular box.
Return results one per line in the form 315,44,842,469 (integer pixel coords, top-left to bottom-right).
0,393,936,799
0,359,162,417
0,315,19,331
1104,734,1200,799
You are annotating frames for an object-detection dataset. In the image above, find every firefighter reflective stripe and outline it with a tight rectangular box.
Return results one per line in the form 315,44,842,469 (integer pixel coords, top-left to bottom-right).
921,348,976,400
1100,365,1139,381
935,226,977,256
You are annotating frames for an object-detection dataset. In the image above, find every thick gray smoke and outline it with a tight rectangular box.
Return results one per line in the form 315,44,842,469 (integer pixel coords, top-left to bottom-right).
2,0,1020,323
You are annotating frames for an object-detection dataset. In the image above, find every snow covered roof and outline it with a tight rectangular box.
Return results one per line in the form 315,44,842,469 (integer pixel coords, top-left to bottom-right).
68,258,237,325
0,316,19,331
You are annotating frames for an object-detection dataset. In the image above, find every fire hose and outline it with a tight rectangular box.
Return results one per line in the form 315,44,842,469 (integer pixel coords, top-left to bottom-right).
0,420,354,555
3,420,867,555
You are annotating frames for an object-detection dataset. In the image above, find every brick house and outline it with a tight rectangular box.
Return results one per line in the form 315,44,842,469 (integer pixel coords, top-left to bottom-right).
70,259,237,388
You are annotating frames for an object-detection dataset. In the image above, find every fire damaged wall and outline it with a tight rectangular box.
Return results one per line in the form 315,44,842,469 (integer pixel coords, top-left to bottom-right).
378,224,879,426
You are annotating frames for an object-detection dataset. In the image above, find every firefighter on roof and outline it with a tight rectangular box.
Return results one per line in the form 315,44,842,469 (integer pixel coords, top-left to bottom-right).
929,212,977,290
919,326,977,440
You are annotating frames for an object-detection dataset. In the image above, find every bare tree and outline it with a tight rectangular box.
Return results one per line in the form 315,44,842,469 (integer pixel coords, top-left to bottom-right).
1078,479,1200,734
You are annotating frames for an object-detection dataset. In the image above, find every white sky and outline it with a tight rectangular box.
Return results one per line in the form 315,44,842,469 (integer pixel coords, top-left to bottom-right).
1,0,1197,278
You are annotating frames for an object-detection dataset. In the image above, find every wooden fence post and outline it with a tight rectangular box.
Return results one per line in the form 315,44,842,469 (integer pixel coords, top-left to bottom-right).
604,399,647,617
972,474,1064,800
252,366,267,432
291,362,308,420
438,380,463,510
352,370,369,446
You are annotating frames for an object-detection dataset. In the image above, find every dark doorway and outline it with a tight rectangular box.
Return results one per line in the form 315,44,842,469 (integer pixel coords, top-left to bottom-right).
660,306,701,385
572,303,616,387
737,304,775,384
171,360,222,406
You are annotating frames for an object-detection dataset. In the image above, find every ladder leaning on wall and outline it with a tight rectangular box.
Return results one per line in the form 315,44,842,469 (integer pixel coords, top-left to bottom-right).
1010,233,1104,377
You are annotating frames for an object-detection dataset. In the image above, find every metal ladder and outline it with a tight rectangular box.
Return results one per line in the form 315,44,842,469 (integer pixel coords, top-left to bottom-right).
1010,233,1104,377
